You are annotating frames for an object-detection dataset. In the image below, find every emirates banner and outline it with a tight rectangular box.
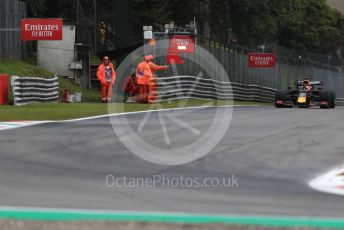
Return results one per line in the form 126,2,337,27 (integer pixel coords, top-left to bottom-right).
248,53,276,68
169,35,195,53
21,18,63,41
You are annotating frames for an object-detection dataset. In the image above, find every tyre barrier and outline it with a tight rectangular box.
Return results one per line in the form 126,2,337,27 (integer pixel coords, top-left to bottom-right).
156,75,344,105
11,76,59,106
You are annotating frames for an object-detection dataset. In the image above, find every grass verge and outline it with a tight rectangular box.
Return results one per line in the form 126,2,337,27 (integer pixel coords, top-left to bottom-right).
0,99,270,121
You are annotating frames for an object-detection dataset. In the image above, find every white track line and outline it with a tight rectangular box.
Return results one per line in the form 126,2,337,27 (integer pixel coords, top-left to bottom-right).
0,121,50,131
0,105,254,131
309,166,344,196
64,104,257,122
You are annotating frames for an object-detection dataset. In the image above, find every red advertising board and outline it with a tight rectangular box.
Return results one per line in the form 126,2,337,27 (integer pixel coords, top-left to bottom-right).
21,18,63,41
248,53,276,68
169,35,195,53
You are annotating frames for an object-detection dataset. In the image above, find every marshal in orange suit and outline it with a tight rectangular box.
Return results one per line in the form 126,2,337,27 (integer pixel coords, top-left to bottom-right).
97,56,116,103
136,55,168,103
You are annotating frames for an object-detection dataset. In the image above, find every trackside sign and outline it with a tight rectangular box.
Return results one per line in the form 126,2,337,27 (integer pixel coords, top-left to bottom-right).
248,53,276,68
21,18,63,41
169,35,195,53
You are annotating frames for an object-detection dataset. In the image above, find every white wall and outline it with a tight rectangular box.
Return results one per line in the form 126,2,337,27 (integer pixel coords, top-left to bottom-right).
37,25,76,77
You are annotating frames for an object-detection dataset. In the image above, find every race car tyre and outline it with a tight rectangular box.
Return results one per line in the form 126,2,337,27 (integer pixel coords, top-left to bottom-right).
275,90,288,108
319,91,330,109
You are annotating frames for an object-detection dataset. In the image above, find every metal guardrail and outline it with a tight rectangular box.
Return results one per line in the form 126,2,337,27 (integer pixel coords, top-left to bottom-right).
336,98,344,106
11,76,60,106
156,75,344,105
156,76,275,102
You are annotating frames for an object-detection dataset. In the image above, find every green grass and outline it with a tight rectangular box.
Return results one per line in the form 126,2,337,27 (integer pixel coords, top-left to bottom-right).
0,99,270,121
0,103,106,121
58,78,99,102
0,60,52,77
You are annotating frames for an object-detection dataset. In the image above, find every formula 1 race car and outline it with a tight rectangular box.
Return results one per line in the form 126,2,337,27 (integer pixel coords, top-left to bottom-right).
275,79,336,109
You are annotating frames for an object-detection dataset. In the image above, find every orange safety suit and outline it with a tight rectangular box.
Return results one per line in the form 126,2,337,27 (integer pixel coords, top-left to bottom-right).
136,60,167,103
97,63,116,102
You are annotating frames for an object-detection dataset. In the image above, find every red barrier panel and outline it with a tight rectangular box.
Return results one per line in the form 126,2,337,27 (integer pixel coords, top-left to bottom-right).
0,74,9,105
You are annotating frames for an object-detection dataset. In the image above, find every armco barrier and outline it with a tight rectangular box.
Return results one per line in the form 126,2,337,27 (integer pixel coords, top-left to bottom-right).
11,76,59,106
156,75,344,105
156,76,275,103
336,98,344,106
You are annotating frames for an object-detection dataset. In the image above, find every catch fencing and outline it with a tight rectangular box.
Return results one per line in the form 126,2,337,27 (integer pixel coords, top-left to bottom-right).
0,0,26,59
149,34,344,99
12,76,59,106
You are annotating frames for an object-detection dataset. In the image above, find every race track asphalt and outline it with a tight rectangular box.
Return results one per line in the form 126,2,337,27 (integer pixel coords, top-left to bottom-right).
0,106,344,217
